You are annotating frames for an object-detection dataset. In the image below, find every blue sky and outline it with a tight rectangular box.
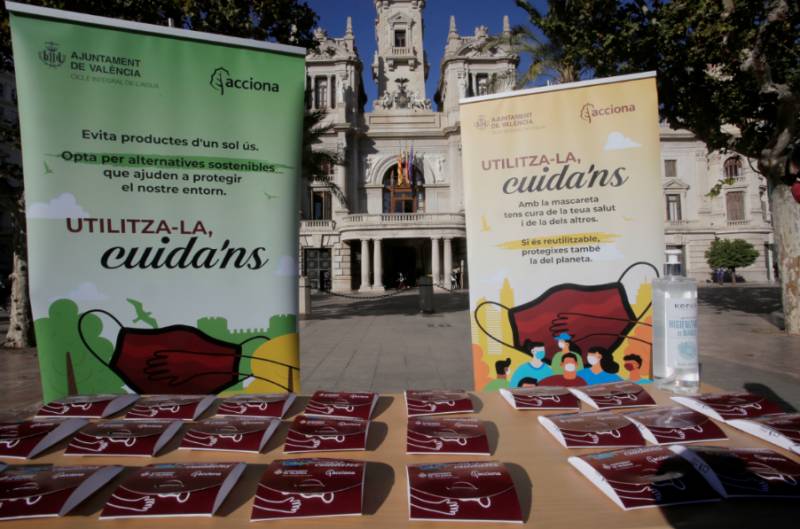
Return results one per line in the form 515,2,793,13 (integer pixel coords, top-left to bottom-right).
305,0,545,109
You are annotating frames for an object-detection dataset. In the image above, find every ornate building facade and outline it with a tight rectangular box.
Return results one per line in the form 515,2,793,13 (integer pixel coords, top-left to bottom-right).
300,0,775,291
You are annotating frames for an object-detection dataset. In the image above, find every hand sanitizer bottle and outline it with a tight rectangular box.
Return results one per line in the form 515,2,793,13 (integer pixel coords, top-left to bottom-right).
652,249,699,394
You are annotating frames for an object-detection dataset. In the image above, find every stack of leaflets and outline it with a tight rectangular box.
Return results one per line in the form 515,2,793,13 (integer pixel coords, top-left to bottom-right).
65,420,182,457
180,417,280,453
0,464,122,520
570,445,800,509
676,446,800,499
406,418,491,455
726,412,800,455
251,459,365,521
671,392,783,422
215,393,295,419
303,391,378,421
568,446,720,510
623,407,727,445
284,415,369,453
539,411,646,448
570,381,656,410
125,395,215,420
406,461,523,523
0,419,86,459
499,387,580,410
405,390,474,417
100,462,245,519
35,395,138,419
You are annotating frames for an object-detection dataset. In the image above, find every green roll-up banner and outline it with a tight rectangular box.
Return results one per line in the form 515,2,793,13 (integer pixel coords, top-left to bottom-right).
7,2,305,402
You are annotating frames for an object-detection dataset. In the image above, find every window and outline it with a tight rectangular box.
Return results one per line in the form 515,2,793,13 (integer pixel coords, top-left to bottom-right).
314,76,328,109
383,166,424,213
476,74,490,96
329,75,336,109
310,190,331,220
394,29,407,48
664,159,677,177
724,156,742,179
665,194,682,221
726,191,745,221
305,75,312,109
304,248,331,291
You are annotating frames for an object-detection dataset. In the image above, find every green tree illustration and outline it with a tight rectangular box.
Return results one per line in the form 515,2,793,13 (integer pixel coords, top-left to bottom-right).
34,299,125,402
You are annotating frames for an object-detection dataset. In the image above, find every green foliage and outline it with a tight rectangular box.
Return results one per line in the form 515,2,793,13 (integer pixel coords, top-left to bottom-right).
302,108,347,207
514,0,800,182
705,238,760,272
1,0,318,69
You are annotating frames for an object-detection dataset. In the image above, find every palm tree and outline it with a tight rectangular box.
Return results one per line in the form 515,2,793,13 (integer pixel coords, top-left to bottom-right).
485,0,583,89
302,109,348,209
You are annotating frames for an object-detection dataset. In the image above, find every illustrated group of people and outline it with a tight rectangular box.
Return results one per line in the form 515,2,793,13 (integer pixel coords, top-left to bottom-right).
486,332,652,390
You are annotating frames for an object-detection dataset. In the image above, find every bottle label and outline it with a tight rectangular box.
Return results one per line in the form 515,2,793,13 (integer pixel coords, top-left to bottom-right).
667,299,698,369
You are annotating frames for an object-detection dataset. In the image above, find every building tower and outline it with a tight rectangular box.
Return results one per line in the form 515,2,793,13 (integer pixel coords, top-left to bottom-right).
372,0,431,111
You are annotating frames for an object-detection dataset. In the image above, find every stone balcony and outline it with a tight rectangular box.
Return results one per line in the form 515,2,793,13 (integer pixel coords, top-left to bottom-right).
389,46,414,57
300,219,336,233
339,212,466,240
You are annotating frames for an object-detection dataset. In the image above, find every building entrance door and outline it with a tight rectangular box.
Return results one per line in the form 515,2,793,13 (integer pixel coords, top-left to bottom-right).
304,248,331,291
383,239,430,289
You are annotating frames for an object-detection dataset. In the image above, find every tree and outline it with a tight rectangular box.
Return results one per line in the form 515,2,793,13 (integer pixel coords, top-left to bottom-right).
0,0,319,347
514,0,800,333
705,238,760,283
301,109,347,210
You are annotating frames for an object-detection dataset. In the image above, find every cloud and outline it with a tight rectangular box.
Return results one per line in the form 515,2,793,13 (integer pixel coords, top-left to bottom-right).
27,192,89,219
603,132,641,151
46,282,107,309
65,282,108,301
274,256,298,277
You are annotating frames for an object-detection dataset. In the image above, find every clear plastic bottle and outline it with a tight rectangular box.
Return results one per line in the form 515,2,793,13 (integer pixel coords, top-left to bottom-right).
652,249,699,394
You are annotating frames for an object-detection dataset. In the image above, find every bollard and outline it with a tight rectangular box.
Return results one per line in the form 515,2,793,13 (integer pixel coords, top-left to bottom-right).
418,276,434,313
299,275,311,317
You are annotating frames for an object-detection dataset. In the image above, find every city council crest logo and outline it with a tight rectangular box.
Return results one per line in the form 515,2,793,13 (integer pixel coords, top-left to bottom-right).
38,41,65,68
474,115,488,130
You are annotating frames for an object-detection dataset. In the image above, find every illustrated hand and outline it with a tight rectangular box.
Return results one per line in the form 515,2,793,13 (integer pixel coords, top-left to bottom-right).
142,348,235,389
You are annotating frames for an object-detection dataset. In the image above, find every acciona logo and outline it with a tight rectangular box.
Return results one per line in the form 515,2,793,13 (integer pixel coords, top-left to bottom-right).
580,102,636,124
209,67,280,95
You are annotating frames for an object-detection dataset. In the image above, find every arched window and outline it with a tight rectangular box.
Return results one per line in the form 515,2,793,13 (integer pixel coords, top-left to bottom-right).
382,163,424,213
724,156,742,179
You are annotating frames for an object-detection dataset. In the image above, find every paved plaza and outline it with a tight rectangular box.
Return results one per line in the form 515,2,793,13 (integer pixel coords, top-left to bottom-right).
1,284,799,419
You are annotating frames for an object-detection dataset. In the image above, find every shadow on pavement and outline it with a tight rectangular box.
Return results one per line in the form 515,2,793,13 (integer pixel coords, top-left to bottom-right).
699,286,782,317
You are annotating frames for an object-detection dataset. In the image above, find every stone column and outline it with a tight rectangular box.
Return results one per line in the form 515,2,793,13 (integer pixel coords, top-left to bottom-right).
372,238,384,290
766,243,774,282
359,239,371,291
443,238,453,289
431,237,441,286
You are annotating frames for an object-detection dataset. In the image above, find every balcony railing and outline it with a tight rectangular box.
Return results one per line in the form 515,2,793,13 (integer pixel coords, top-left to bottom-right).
727,219,750,226
341,212,465,228
390,46,414,57
300,219,335,231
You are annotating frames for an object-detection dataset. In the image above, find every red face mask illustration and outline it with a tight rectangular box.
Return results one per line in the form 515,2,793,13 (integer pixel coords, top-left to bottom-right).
475,262,656,363
78,309,275,394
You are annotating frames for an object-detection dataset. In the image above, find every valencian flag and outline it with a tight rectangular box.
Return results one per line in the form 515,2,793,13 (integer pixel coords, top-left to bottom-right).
7,2,306,401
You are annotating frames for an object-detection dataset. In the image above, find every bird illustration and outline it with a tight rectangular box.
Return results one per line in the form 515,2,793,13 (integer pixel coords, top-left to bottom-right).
481,215,491,232
126,298,158,329
44,161,53,174
264,192,278,200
